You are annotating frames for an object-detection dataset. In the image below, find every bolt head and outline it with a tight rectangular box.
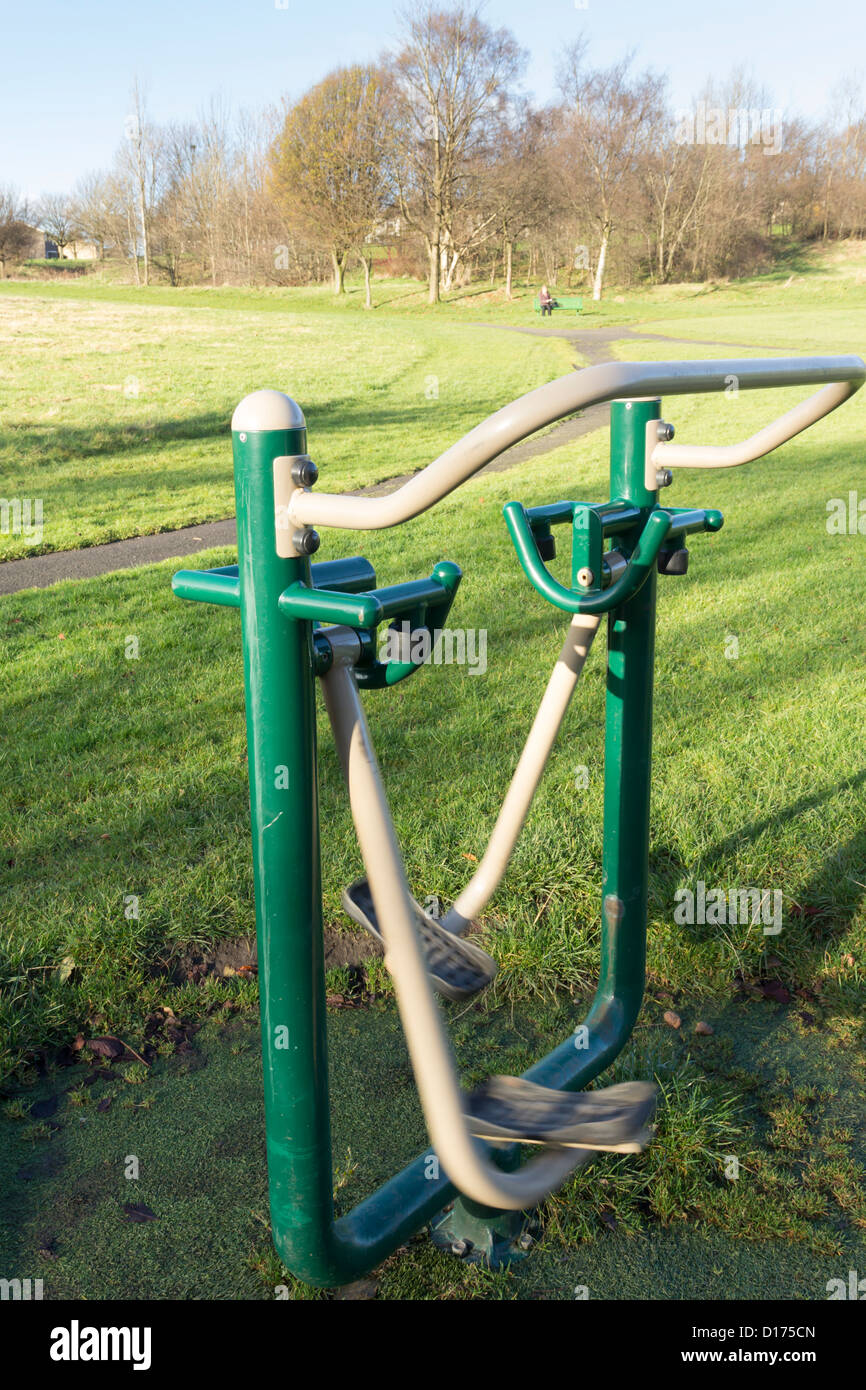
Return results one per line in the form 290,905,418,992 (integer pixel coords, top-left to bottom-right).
291,455,319,488
293,528,321,556
576,567,595,588
656,421,675,442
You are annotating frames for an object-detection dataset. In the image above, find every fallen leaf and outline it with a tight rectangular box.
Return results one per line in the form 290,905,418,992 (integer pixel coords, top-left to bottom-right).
695,1020,714,1036
757,978,791,1004
97,1097,113,1113
462,852,477,862
54,955,75,984
326,993,359,1009
71,1034,85,1053
86,1036,124,1060
663,1010,682,1029
122,1203,157,1223
334,1277,380,1300
599,1211,617,1231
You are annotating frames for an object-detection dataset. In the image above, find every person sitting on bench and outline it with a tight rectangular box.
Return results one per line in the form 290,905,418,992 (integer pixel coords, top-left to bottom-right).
539,285,554,317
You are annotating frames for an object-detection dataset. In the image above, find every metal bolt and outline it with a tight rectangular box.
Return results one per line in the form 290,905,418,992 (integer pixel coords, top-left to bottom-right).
576,566,595,588
655,468,673,488
293,528,321,556
291,455,319,488
656,421,675,442
450,1239,470,1257
517,1231,534,1251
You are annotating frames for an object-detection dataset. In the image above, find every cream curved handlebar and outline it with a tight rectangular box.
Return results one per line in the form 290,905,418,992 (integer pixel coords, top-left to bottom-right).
289,356,865,533
649,380,859,476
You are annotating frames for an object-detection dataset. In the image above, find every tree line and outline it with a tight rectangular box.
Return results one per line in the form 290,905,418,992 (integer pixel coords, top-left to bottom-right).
2,4,865,301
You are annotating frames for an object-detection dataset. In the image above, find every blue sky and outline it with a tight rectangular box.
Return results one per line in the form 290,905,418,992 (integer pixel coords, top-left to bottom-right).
2,0,863,198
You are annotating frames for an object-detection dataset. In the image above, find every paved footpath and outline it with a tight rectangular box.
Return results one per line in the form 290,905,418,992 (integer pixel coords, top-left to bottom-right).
0,325,775,597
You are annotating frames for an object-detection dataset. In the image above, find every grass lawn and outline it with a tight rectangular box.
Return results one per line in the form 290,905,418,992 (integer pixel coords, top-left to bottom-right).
1,257,865,1298
0,285,571,560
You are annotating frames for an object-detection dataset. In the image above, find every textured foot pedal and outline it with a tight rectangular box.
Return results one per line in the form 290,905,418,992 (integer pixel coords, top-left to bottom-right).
341,878,497,1002
465,1076,656,1151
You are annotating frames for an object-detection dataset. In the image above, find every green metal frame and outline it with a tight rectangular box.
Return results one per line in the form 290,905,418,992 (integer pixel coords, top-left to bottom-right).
172,394,723,1286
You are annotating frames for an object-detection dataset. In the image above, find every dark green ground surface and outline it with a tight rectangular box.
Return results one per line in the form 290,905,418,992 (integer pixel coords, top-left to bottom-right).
2,994,863,1300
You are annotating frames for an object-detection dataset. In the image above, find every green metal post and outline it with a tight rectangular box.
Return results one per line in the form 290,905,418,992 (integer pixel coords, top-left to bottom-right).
438,399,661,1261
596,398,661,1057
231,393,459,1288
232,401,338,1278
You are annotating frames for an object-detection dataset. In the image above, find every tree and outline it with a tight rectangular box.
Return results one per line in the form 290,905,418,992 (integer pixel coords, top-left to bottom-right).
0,187,35,276
487,103,553,298
37,193,77,256
558,46,665,300
118,82,164,285
270,64,390,296
71,172,126,260
389,3,525,303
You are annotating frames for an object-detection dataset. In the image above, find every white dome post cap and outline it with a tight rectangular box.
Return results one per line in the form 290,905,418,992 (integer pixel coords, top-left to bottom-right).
231,389,306,433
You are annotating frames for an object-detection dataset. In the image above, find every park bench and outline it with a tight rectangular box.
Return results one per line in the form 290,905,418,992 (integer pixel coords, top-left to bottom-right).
534,294,582,314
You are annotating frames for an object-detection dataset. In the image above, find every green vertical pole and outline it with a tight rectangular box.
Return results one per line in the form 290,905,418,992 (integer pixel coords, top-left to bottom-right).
436,399,662,1262
231,392,337,1280
598,397,661,1053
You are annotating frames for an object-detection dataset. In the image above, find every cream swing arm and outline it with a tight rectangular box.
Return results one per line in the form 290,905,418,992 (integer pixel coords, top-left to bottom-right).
441,609,604,935
320,628,590,1211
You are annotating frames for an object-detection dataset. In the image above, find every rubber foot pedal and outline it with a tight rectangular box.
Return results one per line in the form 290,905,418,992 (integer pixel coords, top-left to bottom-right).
341,878,497,1002
465,1076,656,1151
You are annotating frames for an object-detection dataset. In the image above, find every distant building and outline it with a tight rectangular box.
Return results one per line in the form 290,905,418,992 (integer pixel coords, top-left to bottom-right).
30,232,98,261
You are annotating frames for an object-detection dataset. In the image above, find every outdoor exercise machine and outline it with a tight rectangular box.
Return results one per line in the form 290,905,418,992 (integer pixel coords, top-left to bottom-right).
173,351,864,1285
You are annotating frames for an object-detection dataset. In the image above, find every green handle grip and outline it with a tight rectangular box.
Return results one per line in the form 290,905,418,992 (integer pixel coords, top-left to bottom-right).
504,502,672,615
355,561,463,689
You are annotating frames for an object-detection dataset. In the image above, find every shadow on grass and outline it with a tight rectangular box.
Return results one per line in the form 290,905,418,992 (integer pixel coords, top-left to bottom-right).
649,768,866,978
1,411,232,466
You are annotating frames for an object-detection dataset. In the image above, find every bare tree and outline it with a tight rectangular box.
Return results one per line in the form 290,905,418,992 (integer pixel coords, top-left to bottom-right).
37,193,78,256
118,82,164,284
487,103,554,298
558,46,665,300
388,3,524,303
71,172,127,260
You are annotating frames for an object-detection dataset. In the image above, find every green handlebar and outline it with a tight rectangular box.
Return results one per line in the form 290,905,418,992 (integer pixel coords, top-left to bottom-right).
504,502,673,614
